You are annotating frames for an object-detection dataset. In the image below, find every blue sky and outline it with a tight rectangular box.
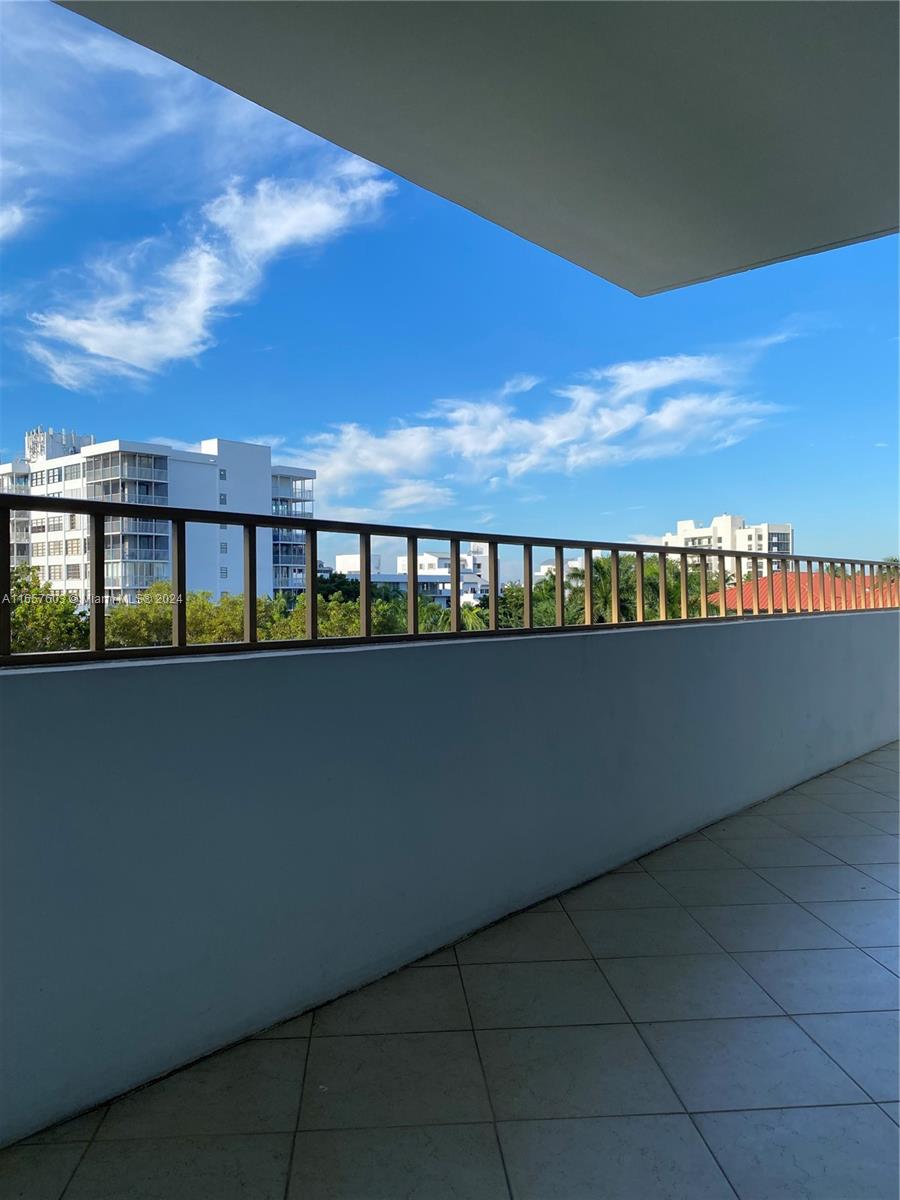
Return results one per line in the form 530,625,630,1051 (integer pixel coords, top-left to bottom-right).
1,0,897,559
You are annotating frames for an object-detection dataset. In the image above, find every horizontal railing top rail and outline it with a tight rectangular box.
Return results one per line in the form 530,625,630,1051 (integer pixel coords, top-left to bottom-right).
1,492,897,666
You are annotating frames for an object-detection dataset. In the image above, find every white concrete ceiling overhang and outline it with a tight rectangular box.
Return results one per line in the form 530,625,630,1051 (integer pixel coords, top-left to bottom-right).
60,0,899,295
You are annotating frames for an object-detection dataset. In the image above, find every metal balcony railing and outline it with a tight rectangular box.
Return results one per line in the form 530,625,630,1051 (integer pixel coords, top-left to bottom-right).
1,492,897,665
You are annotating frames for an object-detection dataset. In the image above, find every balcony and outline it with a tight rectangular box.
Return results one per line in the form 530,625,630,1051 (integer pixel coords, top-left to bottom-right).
2,2,898,1195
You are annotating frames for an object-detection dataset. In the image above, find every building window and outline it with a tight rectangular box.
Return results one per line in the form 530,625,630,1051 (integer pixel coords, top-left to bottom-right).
220,542,228,554
47,541,63,556
219,468,227,480
65,538,81,555
47,467,63,484
66,563,81,579
32,543,45,556
64,463,82,481
30,471,45,486
48,564,63,580
48,516,63,532
69,514,79,529
219,493,227,505
220,566,228,579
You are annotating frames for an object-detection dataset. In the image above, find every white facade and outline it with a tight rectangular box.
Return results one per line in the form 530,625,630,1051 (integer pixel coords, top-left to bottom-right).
651,513,793,573
341,543,490,607
1,428,315,606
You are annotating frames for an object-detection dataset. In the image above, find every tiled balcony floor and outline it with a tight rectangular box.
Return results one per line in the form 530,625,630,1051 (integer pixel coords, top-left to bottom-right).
4,745,899,1199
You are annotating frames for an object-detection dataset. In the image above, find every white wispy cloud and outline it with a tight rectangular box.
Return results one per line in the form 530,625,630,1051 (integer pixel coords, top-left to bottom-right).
0,0,317,240
0,203,30,241
267,350,784,517
379,480,456,511
25,161,396,388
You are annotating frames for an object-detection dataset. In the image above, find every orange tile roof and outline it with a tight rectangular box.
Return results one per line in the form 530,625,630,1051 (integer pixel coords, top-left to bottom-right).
708,569,893,613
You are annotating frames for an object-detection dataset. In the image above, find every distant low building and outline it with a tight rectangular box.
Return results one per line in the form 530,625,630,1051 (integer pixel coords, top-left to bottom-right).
339,544,490,607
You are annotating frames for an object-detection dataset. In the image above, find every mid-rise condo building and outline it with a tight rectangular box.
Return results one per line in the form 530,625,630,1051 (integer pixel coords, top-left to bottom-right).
1,427,315,606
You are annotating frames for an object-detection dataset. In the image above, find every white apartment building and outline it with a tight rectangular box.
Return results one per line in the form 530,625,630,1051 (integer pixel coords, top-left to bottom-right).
337,543,490,607
652,513,794,573
1,427,315,606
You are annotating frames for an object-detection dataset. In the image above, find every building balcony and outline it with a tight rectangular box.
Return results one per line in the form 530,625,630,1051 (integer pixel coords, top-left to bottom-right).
2,2,898,1194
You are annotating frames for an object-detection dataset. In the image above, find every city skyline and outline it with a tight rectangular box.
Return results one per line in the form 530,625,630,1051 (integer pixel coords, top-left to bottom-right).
1,0,897,561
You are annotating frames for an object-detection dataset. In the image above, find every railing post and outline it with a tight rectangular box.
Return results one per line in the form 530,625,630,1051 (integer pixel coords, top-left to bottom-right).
89,512,105,652
0,508,10,656
750,557,760,615
243,524,257,643
488,541,500,630
734,555,744,617
359,532,372,637
849,562,858,611
679,552,688,619
698,554,708,619
818,560,826,611
609,550,620,624
793,558,802,614
305,528,317,641
449,539,461,632
717,554,727,616
805,559,814,612
881,564,889,608
766,557,775,615
406,536,418,634
657,552,667,621
554,546,565,626
583,548,593,625
780,559,789,613
828,562,837,612
635,552,645,623
522,544,533,629
172,518,187,646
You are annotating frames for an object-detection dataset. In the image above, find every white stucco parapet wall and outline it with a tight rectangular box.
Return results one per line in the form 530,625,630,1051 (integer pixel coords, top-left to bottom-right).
1,612,897,1144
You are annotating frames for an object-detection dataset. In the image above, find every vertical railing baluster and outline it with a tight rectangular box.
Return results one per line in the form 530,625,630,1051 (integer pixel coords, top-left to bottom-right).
679,552,688,619
805,559,815,612
828,562,837,612
488,541,500,631
243,524,257,643
658,552,667,621
817,560,826,611
450,539,461,632
0,508,10,656
635,552,645,623
305,528,317,641
407,536,418,634
750,557,760,615
793,558,802,614
583,548,593,625
881,564,890,608
766,557,775,615
522,545,533,629
849,562,857,611
717,554,727,616
780,560,789,613
609,550,620,625
554,546,565,626
698,554,709,619
90,512,105,652
172,518,187,646
359,532,372,637
734,555,744,617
